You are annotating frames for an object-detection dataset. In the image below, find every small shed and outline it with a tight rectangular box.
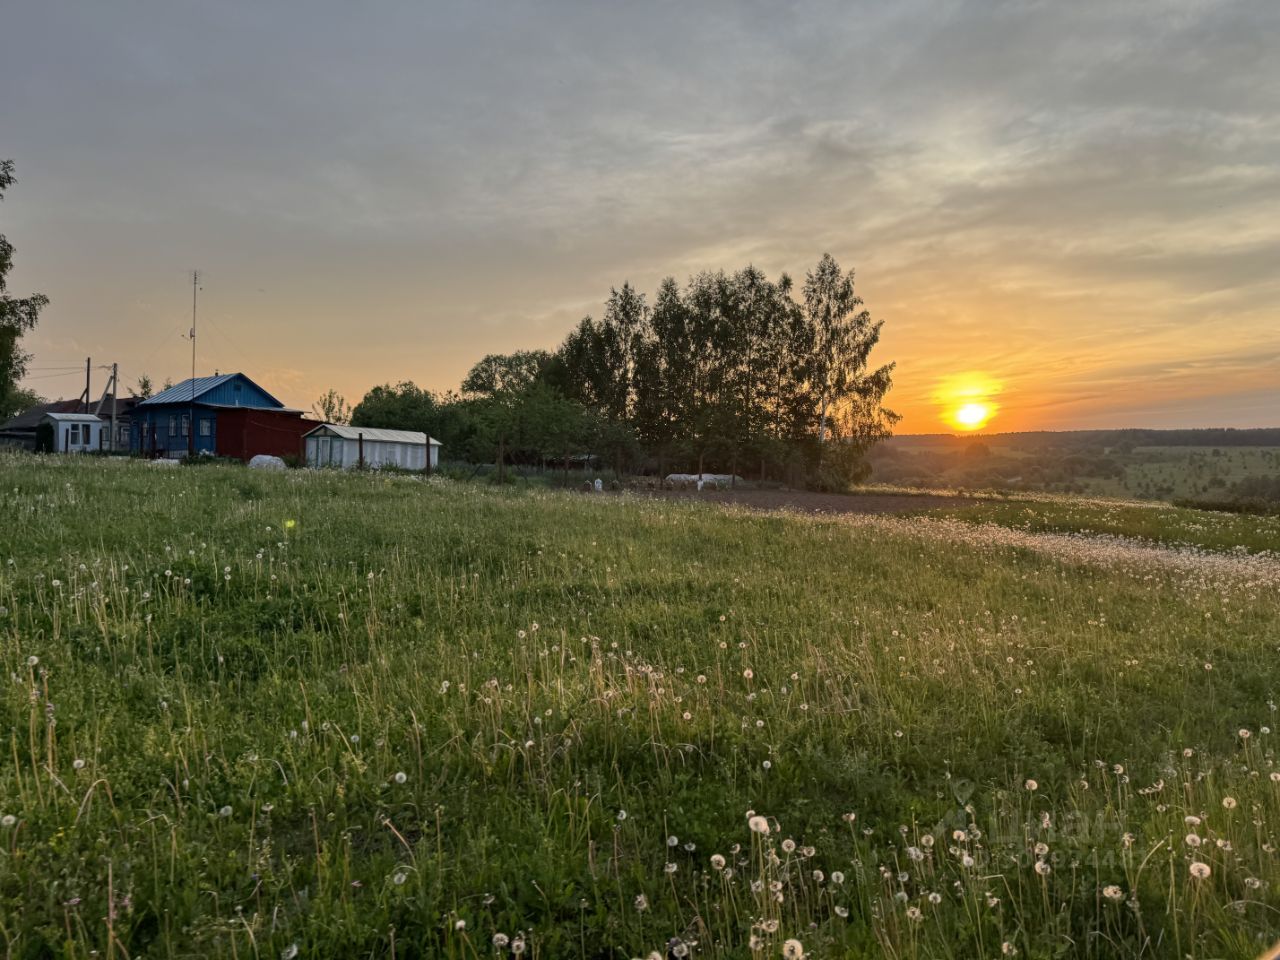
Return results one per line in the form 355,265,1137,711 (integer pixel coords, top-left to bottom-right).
304,424,440,471
1,400,83,450
45,413,104,453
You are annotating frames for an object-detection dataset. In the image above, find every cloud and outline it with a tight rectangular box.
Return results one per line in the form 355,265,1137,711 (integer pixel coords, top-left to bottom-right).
2,0,1277,428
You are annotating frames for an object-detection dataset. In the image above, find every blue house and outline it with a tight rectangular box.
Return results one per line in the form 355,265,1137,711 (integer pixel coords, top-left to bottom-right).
131,373,307,459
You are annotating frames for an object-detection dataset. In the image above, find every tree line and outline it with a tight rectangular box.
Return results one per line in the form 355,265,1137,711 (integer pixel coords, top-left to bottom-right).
0,160,49,421
347,254,897,488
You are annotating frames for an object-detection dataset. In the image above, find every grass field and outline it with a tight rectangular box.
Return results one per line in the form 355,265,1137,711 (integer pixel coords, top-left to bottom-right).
2,457,1280,959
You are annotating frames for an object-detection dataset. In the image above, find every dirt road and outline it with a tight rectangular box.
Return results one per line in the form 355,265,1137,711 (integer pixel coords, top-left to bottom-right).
644,487,974,515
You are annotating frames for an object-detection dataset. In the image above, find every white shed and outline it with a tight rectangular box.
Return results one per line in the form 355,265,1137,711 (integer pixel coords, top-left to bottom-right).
45,412,105,453
303,424,440,471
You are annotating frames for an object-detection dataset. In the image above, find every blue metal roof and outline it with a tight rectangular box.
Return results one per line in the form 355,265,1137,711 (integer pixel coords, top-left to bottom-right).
138,373,284,409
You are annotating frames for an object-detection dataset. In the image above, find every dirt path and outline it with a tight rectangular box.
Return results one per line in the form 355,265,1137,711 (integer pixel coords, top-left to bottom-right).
639,487,1280,587
644,487,975,515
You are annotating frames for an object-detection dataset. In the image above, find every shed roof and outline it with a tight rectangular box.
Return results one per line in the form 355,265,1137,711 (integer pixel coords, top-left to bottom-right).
304,423,441,445
45,412,103,423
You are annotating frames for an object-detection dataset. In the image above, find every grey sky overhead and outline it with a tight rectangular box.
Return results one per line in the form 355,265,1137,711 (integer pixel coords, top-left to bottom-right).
3,0,1278,430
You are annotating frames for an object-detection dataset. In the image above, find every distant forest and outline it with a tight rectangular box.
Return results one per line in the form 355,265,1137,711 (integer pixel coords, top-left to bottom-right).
872,429,1280,510
892,428,1280,449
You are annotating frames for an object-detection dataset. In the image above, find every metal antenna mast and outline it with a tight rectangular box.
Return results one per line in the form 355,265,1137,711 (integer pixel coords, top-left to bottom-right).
189,270,199,455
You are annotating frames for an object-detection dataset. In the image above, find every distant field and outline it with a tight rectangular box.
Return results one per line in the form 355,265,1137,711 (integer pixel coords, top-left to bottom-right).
2,457,1279,958
872,433,1280,504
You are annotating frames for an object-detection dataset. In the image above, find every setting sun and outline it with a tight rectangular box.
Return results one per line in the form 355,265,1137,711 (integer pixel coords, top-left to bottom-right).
934,373,1002,432
954,402,991,429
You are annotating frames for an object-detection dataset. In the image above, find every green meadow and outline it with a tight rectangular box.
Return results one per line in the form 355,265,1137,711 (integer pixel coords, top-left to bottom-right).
2,457,1279,959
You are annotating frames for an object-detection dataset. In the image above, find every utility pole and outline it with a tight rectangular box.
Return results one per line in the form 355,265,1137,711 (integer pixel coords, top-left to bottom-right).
83,357,91,413
189,270,199,456
93,363,119,450
110,362,118,452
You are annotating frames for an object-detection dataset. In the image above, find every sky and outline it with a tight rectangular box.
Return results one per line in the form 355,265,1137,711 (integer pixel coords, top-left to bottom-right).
2,0,1278,433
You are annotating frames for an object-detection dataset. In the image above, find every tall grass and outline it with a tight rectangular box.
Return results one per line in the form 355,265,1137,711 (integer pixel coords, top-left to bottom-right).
1,456,1278,958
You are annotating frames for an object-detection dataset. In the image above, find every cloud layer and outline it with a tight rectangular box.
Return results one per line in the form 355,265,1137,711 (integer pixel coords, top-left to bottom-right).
4,0,1277,430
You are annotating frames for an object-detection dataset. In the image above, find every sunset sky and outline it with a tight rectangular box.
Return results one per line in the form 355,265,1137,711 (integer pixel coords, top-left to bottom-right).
3,1,1277,433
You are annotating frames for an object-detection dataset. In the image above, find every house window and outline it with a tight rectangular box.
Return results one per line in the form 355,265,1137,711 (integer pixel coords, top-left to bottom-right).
69,424,80,445
199,418,212,437
180,415,190,437
169,415,177,437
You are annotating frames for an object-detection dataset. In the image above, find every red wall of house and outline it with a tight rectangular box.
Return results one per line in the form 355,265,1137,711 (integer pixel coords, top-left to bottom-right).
214,409,317,462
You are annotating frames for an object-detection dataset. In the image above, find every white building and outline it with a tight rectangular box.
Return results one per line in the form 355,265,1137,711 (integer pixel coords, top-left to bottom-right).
45,412,105,453
303,424,440,471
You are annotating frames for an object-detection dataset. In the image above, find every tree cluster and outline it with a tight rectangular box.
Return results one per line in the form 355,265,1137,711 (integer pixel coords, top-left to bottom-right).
350,254,897,488
0,160,48,420
541,254,897,486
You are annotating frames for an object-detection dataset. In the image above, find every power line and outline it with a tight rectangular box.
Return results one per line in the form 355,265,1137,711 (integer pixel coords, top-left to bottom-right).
22,370,86,381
